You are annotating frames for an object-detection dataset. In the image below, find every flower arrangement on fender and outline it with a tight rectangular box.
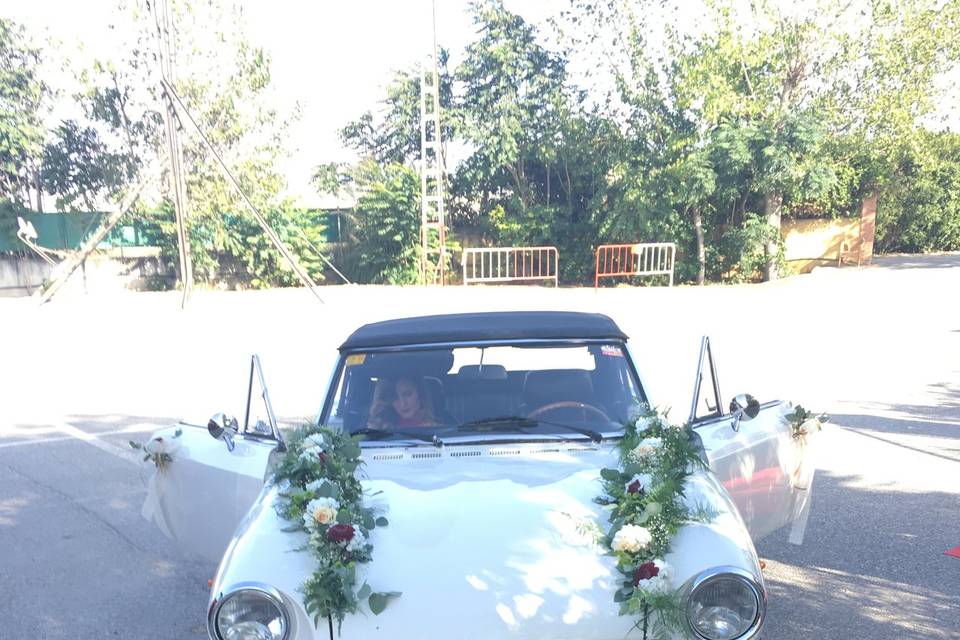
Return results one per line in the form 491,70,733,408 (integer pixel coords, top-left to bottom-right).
786,405,828,441
272,425,399,630
129,429,182,471
596,410,710,639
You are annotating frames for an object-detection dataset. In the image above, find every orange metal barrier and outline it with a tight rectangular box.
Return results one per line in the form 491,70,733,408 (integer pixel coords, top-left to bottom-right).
595,242,675,287
462,246,559,286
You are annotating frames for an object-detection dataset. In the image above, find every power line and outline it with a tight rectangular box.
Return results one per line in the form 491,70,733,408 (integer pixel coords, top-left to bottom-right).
160,78,325,303
151,0,192,308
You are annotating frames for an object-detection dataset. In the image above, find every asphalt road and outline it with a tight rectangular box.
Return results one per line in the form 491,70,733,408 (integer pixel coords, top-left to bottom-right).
1,254,958,638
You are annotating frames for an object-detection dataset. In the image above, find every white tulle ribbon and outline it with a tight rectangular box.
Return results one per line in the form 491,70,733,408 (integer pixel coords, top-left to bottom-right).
788,424,822,545
141,469,175,539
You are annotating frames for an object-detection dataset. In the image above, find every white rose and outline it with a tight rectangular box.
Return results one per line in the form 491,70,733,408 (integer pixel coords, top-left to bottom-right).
346,528,367,553
799,418,821,436
302,433,326,450
611,524,653,554
629,437,662,462
303,497,339,529
144,433,180,456
636,559,673,593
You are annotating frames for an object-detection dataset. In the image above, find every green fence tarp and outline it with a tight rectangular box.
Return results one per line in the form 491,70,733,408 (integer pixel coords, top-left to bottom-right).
1,209,342,252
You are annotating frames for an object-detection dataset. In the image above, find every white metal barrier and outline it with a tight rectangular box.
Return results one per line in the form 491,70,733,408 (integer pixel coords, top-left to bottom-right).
595,242,676,287
462,246,559,286
634,242,675,286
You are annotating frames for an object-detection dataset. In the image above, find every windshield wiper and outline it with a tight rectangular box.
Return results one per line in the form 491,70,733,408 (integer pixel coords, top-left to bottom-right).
457,416,605,444
351,428,443,447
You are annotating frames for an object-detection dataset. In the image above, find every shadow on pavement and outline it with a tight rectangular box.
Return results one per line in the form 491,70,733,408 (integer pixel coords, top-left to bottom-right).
872,253,960,270
758,387,960,638
758,469,960,638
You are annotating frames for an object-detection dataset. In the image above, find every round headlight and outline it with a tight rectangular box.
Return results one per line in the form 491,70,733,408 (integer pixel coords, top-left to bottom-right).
211,584,289,640
687,569,764,640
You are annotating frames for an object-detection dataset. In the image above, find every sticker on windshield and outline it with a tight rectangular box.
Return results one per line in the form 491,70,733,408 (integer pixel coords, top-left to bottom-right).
601,345,624,357
345,354,366,366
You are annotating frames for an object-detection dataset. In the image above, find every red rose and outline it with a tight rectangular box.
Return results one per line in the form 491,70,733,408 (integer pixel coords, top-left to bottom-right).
627,480,644,495
633,561,660,586
319,452,328,464
326,523,355,543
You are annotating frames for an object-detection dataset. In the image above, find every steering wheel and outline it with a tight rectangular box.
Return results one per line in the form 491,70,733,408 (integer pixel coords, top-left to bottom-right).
526,401,610,423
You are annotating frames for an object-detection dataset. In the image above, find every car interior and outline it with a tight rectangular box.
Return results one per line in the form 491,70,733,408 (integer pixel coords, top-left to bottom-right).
331,344,645,433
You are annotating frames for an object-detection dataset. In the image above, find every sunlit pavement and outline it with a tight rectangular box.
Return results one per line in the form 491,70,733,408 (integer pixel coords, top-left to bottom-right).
2,254,958,638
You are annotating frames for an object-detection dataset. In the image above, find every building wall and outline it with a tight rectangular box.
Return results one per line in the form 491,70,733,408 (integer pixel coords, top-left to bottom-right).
782,217,861,274
0,252,173,297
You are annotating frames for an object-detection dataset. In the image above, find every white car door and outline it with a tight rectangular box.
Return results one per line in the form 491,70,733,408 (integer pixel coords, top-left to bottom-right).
142,355,282,562
688,337,818,543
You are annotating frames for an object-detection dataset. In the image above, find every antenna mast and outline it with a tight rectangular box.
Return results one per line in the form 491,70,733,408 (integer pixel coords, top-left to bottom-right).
419,0,447,285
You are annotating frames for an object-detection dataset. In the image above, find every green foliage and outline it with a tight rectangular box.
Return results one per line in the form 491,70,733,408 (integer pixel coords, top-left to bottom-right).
272,425,398,628
714,214,785,283
328,160,422,284
41,120,134,211
319,0,957,285
341,49,458,166
73,1,308,288
597,409,709,639
0,200,21,248
876,132,960,253
8,0,960,286
785,405,828,440
0,18,47,207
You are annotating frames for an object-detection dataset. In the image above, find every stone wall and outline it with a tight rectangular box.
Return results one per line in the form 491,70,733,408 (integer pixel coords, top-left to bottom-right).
0,250,173,297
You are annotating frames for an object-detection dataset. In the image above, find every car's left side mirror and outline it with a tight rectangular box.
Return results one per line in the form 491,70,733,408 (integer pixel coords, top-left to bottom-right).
729,393,760,431
208,412,239,451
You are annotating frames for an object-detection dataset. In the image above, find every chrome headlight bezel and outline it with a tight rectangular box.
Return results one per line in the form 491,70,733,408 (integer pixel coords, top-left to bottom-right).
207,581,291,640
685,566,766,640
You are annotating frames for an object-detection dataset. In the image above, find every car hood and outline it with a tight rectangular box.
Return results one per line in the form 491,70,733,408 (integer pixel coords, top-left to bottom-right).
215,442,760,640
345,444,629,640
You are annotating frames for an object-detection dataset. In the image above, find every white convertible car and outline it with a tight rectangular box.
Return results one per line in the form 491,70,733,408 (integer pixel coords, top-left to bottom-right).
143,311,816,640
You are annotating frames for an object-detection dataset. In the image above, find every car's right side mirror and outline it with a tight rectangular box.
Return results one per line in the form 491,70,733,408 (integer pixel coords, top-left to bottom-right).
729,393,760,431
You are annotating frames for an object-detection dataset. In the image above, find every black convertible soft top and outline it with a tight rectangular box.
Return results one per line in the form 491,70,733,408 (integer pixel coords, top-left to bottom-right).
339,311,628,351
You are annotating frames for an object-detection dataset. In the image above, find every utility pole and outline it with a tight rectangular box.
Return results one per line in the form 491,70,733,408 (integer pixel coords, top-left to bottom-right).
162,79,325,303
153,0,193,307
419,0,447,285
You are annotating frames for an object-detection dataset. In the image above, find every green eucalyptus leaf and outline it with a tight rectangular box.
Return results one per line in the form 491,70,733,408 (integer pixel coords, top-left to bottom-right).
368,592,387,615
600,468,621,482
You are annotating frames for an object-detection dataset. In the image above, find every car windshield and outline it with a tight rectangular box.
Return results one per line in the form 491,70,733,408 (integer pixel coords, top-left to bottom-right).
322,342,647,444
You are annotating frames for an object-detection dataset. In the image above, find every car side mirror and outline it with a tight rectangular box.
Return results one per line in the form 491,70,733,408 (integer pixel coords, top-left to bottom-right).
729,393,760,432
208,412,239,452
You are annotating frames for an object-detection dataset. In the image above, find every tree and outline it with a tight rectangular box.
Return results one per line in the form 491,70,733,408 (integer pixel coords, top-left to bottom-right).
314,160,421,284
875,131,960,253
341,49,458,167
0,18,47,209
79,0,310,287
41,119,134,211
575,0,958,281
457,0,569,215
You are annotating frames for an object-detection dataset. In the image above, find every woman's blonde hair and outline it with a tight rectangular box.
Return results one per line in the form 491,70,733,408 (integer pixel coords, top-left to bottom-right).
368,376,436,428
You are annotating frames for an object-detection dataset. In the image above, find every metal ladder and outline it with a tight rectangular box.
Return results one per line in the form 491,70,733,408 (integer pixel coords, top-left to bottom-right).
419,47,447,286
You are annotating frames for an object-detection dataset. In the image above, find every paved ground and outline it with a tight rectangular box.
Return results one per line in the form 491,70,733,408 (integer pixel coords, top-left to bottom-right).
1,254,958,638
